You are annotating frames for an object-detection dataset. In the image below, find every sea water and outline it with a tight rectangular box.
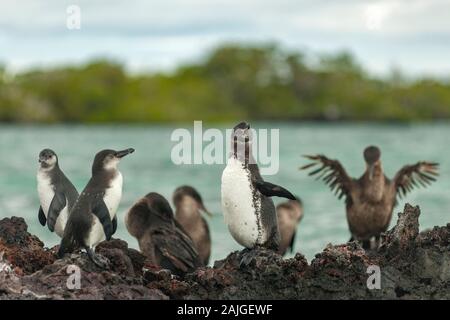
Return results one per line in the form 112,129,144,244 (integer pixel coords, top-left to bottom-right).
0,122,448,263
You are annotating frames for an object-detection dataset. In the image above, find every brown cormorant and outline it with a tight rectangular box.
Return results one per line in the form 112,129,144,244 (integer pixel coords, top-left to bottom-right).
301,146,439,249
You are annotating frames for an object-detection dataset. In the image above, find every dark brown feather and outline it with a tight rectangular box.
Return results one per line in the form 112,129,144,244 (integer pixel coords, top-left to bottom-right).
300,154,353,203
393,162,439,199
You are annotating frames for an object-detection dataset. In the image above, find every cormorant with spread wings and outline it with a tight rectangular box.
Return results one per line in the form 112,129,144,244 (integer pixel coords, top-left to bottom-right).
300,146,439,249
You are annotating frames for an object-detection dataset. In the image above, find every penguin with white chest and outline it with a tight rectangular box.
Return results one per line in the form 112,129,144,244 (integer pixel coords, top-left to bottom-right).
221,122,296,255
58,148,134,267
37,149,79,238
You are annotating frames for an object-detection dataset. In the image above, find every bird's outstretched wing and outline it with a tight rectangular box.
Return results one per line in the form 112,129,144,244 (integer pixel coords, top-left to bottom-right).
393,162,439,198
152,225,202,276
300,155,353,201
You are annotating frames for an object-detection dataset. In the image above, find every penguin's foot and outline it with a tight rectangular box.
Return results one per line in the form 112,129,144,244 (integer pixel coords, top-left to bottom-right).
86,248,110,269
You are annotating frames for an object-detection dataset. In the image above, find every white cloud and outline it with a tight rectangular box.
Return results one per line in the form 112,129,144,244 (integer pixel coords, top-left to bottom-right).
0,0,449,76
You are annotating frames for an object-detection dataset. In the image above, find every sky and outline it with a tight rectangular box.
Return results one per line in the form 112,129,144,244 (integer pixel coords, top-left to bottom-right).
1,0,450,77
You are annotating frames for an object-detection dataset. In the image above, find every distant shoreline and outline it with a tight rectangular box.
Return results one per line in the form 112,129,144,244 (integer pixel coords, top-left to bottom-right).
1,119,450,127
2,45,450,124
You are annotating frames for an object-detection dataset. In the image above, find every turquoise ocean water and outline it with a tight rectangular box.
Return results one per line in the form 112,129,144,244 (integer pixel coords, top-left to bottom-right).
0,123,448,263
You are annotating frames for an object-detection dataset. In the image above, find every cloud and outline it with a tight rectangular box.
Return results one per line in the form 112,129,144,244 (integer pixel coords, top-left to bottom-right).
0,0,449,76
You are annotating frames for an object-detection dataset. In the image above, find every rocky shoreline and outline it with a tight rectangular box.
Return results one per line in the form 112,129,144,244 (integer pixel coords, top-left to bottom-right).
1,203,449,300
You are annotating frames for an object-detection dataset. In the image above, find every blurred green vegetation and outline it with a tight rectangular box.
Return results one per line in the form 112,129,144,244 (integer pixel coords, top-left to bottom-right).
0,44,449,123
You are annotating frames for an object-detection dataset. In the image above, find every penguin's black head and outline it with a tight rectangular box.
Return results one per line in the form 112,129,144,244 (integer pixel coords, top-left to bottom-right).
173,185,211,217
39,149,58,169
232,122,251,143
363,146,381,165
92,148,135,174
231,121,252,161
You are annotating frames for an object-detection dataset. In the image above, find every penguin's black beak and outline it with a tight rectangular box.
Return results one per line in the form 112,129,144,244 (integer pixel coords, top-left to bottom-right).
115,148,135,158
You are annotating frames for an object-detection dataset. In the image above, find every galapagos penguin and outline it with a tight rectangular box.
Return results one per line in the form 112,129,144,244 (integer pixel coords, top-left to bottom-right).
37,149,79,237
58,148,134,267
221,122,296,255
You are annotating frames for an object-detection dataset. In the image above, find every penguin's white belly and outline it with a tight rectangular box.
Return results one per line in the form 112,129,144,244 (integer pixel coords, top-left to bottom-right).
53,208,69,238
86,219,107,247
37,171,69,238
104,172,123,219
86,173,123,248
37,171,54,215
221,158,263,248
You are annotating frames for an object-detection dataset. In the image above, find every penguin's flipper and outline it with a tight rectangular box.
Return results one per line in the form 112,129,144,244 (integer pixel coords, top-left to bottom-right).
92,200,114,240
254,180,296,200
112,215,118,235
47,192,67,232
38,206,47,226
289,230,297,253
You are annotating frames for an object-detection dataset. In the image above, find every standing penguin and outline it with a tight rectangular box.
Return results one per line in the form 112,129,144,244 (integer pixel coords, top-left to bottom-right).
276,198,304,256
125,192,203,276
58,148,134,267
221,122,296,254
173,185,212,265
37,149,79,238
